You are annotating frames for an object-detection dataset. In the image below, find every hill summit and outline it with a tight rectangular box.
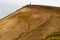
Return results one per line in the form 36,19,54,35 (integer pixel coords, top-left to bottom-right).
0,5,60,40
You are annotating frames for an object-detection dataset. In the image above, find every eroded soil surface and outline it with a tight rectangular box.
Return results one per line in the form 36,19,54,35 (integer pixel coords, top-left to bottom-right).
0,5,60,40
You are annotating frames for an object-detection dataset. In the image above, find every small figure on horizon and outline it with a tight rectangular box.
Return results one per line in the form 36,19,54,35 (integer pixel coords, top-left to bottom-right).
30,2,31,5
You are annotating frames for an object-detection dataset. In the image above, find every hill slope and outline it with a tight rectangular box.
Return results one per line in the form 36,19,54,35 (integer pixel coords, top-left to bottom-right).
0,5,60,40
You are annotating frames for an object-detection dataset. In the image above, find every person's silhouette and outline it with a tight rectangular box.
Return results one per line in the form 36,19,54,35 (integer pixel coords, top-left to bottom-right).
30,2,31,5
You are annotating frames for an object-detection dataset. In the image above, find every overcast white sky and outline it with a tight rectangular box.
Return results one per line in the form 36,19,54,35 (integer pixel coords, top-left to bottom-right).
0,0,60,19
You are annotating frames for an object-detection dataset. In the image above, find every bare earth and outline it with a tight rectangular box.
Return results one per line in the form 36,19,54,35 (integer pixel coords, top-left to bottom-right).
0,5,60,40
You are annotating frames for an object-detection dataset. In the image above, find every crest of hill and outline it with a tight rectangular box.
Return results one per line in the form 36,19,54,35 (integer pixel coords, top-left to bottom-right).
0,5,60,40
0,5,60,21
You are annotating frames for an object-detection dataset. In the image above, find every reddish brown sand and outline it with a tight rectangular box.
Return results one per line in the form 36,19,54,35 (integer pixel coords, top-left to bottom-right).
0,5,60,40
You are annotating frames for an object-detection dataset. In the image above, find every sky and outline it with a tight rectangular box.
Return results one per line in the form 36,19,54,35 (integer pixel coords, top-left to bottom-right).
0,0,60,19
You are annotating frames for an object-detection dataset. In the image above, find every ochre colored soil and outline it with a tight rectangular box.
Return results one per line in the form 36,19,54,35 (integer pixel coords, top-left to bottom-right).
0,5,60,40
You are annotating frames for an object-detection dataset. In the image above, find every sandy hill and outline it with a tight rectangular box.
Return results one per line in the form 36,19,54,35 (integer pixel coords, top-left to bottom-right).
0,5,60,40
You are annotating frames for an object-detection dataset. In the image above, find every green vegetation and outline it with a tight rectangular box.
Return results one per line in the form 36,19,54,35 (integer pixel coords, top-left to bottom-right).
45,32,60,40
